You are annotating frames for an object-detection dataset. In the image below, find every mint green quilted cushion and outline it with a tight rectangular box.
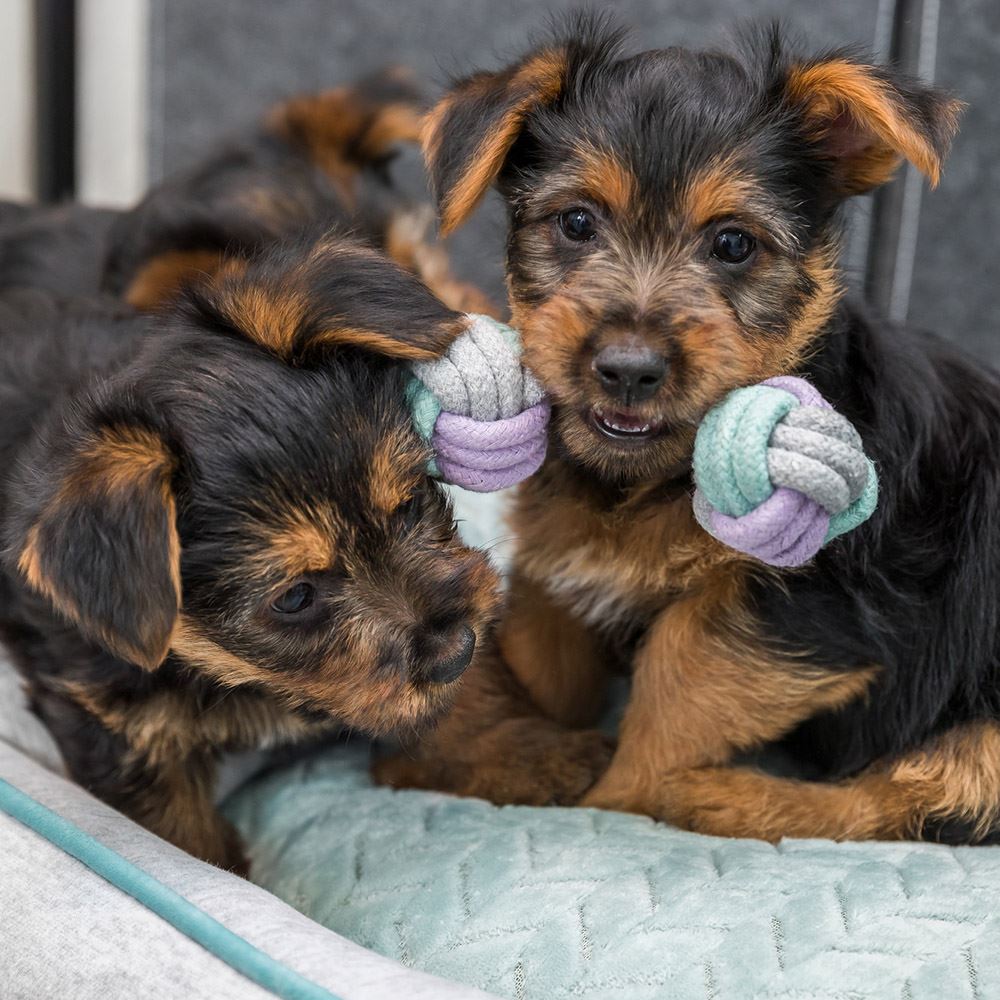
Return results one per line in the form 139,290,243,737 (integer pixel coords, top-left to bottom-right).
225,746,1000,1000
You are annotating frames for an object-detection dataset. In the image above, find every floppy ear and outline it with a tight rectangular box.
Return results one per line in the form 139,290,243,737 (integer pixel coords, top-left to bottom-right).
423,46,570,235
785,55,963,195
11,415,181,669
192,233,469,364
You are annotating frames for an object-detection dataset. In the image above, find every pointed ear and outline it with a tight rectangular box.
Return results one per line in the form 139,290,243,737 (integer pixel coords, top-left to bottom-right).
192,235,468,364
423,46,569,234
785,56,963,195
12,419,181,669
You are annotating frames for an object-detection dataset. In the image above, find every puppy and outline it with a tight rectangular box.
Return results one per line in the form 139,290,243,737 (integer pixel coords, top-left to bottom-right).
377,18,1000,845
102,69,493,317
0,230,499,870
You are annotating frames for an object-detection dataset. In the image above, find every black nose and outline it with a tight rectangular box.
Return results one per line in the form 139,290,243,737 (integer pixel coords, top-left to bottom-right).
592,344,668,404
417,624,476,684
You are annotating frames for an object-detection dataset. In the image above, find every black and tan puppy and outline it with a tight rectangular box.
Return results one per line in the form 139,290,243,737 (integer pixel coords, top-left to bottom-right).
377,19,1000,845
102,69,493,317
0,230,499,870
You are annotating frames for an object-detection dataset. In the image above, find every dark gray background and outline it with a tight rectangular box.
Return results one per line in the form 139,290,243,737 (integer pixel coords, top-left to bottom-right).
148,0,999,363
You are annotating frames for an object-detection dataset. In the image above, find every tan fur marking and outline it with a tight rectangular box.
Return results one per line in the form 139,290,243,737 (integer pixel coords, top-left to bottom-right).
268,87,423,204
432,49,567,234
170,618,450,734
75,426,177,496
639,720,1000,842
60,679,321,770
786,244,842,353
683,163,760,227
306,324,456,361
384,208,501,316
18,426,181,669
215,283,310,356
125,249,230,310
576,146,635,215
368,428,424,514
787,60,959,190
580,563,878,811
250,505,340,581
16,523,73,617
498,573,609,728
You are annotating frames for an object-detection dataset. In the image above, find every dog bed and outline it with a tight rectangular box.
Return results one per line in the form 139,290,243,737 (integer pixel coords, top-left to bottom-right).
225,743,1000,1000
3,489,1000,1000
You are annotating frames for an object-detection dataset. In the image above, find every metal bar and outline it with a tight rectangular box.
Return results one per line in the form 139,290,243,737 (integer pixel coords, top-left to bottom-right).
863,0,940,319
34,0,76,202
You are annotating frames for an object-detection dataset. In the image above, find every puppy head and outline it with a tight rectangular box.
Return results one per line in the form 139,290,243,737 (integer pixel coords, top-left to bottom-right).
425,17,962,483
10,240,500,735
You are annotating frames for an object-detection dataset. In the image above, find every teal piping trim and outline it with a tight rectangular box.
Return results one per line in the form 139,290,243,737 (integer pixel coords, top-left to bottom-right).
0,778,342,1000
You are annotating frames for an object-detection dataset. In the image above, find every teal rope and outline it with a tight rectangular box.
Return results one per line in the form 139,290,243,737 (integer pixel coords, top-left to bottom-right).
693,382,877,544
0,777,342,1000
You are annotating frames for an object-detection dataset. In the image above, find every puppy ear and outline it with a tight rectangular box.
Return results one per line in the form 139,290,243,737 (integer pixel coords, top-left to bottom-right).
423,46,569,234
785,56,963,195
11,417,181,669
193,234,468,364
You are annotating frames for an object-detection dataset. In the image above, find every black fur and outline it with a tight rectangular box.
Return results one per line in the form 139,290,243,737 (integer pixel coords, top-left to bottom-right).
0,225,496,868
766,303,1000,776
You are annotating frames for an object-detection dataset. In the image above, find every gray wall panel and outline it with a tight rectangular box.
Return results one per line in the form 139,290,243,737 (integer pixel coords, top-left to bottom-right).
905,0,1000,364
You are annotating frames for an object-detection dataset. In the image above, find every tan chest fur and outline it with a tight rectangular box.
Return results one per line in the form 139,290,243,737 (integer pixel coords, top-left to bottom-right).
508,476,745,632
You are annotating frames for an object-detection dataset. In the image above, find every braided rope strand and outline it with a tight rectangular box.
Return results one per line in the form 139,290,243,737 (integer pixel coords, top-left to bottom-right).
408,315,550,492
692,376,878,566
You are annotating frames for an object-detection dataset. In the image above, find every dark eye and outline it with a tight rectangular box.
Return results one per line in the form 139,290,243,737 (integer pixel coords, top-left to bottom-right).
558,207,597,242
712,228,756,264
270,581,315,615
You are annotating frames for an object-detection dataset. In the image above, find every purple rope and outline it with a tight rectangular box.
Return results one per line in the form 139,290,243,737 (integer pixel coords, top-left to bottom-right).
432,402,550,492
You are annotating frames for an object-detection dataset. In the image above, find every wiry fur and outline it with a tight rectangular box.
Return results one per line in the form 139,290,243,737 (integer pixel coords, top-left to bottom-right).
0,225,499,870
375,18,1000,845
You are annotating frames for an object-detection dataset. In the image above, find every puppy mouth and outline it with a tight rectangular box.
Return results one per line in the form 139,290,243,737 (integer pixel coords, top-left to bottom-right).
587,404,670,444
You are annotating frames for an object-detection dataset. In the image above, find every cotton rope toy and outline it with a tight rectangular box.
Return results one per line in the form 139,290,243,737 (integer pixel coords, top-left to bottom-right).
692,376,878,567
408,314,549,492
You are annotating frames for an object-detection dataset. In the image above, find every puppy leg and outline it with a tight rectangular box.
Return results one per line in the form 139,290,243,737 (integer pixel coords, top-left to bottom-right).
33,687,246,871
654,721,1000,843
581,582,874,816
126,751,248,873
384,207,502,317
498,572,610,727
373,638,613,805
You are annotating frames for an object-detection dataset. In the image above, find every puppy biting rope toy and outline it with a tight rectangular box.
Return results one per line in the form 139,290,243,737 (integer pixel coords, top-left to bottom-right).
692,376,878,567
408,314,550,492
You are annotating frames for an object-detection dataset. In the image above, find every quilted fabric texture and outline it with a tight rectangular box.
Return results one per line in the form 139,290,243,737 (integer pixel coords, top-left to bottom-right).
226,747,1000,1000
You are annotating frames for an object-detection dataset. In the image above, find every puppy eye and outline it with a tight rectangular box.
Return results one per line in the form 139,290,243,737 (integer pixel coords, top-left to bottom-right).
270,581,316,615
712,228,756,264
558,208,597,242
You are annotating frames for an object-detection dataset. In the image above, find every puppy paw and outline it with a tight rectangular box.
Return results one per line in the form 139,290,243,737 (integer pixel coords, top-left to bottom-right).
373,724,614,807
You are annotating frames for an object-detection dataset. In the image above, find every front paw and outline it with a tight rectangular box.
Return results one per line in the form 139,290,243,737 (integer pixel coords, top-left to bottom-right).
373,723,614,806
580,776,659,816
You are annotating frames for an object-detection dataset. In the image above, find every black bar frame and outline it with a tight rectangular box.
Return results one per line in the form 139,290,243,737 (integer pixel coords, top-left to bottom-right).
34,0,77,203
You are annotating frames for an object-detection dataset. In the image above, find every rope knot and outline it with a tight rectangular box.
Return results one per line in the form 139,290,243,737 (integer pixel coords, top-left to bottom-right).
692,376,878,566
408,314,549,492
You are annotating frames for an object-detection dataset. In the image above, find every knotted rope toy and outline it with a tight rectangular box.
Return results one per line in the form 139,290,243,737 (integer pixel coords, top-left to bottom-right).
408,314,550,492
692,376,878,567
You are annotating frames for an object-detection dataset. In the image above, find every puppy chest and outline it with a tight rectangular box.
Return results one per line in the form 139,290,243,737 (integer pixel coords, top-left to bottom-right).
534,539,669,633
